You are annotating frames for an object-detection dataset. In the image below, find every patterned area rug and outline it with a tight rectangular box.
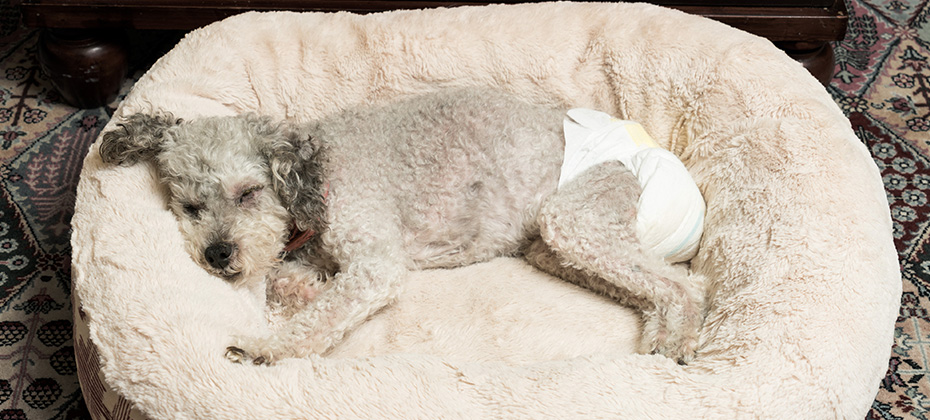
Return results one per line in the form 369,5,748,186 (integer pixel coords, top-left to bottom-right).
1,9,106,420
829,0,930,418
0,0,927,418
0,3,177,418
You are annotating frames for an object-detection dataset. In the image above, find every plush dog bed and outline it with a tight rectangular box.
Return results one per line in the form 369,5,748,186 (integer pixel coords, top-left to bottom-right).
71,2,901,419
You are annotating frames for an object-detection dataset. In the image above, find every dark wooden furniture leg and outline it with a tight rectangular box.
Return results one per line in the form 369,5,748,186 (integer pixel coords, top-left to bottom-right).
37,29,129,109
776,41,836,85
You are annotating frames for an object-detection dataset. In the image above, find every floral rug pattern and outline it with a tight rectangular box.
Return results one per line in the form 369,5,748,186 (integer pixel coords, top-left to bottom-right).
829,0,930,417
1,26,107,420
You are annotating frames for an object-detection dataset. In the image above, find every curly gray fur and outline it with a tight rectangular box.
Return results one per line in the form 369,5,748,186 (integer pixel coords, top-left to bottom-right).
98,88,704,366
99,113,183,166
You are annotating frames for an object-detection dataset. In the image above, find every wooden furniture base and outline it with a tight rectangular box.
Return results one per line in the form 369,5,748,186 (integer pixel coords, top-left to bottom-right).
14,0,848,109
36,29,129,109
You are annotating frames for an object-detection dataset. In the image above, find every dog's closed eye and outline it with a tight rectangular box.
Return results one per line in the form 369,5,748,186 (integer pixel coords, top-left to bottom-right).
237,185,263,207
182,203,204,219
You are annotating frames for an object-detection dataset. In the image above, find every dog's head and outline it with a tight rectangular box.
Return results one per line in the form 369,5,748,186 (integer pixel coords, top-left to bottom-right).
98,112,326,285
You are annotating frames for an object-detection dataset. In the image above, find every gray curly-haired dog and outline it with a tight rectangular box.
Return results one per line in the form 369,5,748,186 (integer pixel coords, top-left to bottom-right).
98,88,704,364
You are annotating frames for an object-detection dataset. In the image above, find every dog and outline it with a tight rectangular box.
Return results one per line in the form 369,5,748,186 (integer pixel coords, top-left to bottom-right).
98,88,704,364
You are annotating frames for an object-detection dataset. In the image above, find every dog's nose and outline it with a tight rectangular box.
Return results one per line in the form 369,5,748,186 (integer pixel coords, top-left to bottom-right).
204,242,235,270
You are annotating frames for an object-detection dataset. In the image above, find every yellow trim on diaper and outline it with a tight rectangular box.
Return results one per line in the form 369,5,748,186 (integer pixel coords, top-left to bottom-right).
624,123,660,148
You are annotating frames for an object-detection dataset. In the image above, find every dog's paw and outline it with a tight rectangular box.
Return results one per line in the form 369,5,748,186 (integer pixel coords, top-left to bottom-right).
640,310,700,365
224,335,287,365
225,346,272,365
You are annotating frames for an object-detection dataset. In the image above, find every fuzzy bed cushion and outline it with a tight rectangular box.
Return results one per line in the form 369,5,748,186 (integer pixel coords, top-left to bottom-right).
71,2,902,419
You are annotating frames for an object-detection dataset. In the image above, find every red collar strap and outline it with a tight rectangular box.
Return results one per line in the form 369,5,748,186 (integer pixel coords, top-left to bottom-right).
283,225,316,253
282,181,329,254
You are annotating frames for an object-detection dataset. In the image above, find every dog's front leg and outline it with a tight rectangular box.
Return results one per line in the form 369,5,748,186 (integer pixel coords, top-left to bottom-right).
226,256,407,365
265,260,329,321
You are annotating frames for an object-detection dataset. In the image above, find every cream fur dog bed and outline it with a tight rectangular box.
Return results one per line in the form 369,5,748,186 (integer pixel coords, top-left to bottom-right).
71,2,901,419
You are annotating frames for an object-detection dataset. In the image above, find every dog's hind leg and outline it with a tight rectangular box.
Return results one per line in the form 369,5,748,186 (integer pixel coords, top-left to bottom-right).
523,239,652,317
530,160,703,363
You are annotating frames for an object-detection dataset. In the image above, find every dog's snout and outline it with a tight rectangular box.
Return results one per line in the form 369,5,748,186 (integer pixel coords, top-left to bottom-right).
204,242,235,270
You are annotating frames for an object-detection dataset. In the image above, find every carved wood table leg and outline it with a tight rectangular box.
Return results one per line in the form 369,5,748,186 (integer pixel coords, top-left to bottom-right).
37,29,129,109
775,41,837,86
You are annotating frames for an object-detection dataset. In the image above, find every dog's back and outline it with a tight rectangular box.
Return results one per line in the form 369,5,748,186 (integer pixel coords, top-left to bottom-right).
312,89,566,268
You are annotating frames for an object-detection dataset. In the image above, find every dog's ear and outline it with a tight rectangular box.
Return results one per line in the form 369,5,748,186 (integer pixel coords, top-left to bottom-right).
98,113,181,166
248,114,326,233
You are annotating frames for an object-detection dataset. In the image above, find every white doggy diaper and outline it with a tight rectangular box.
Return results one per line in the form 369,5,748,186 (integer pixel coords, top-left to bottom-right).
560,108,705,263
